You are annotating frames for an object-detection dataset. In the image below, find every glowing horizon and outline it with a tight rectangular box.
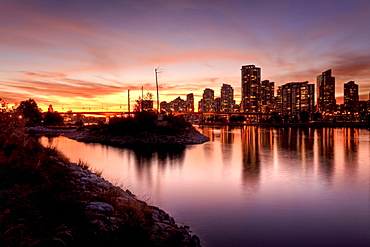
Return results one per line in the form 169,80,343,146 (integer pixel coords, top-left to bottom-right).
1,0,370,112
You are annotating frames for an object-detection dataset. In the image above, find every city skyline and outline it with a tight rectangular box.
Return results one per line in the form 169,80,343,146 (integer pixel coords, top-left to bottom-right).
1,0,370,111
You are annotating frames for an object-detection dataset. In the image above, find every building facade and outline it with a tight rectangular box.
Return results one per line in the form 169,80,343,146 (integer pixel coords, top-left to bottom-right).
220,84,234,112
186,93,194,112
241,65,261,112
317,69,336,114
199,88,215,112
279,81,315,116
260,80,275,113
343,81,359,114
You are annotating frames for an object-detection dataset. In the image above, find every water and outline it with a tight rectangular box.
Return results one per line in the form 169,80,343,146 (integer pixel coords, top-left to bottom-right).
39,126,370,247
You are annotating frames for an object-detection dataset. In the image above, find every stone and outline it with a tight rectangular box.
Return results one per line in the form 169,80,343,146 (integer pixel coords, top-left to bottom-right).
87,202,114,213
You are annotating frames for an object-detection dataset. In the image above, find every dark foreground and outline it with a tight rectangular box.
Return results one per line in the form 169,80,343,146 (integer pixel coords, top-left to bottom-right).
0,123,201,247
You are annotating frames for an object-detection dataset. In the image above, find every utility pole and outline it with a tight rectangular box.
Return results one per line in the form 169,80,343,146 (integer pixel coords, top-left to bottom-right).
141,86,144,112
155,67,161,112
128,90,130,114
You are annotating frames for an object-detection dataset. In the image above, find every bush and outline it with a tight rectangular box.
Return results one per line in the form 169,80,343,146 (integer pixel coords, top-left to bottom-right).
100,112,192,136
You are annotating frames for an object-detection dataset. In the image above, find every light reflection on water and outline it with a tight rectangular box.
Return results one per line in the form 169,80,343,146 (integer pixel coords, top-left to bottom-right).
40,126,370,247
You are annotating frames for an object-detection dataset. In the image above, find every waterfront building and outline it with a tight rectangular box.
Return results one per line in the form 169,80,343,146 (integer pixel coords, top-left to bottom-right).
199,88,215,113
160,101,171,112
214,98,221,112
161,97,188,113
171,97,187,112
186,93,194,112
279,81,315,116
343,81,359,114
317,69,336,114
220,84,234,112
276,86,282,114
241,65,261,112
260,80,275,113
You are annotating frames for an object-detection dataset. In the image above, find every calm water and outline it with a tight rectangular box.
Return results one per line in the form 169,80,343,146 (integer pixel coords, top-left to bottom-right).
40,126,370,247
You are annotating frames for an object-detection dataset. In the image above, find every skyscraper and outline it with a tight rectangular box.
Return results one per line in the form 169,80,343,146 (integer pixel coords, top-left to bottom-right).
220,84,234,112
241,65,261,112
317,69,336,114
344,81,359,114
186,93,194,112
260,80,275,113
199,88,214,112
279,81,315,116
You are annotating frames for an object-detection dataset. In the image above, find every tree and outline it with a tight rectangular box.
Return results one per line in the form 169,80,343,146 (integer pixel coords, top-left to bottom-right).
17,99,42,126
312,112,322,121
43,112,64,126
299,110,310,122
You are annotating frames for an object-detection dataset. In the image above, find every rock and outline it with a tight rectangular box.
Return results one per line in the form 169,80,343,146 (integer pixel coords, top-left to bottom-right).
86,202,114,213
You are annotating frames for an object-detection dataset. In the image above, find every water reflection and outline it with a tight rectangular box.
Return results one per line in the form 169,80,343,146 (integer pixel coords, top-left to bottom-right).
316,128,335,183
221,126,234,167
343,128,359,177
241,126,260,192
38,127,370,247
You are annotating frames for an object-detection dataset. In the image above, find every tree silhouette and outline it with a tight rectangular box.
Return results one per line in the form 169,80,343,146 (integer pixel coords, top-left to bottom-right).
44,112,64,126
17,99,42,126
299,110,310,122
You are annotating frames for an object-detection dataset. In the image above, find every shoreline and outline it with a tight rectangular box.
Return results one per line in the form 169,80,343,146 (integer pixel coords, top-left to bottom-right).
3,126,202,246
197,121,370,128
28,126,210,148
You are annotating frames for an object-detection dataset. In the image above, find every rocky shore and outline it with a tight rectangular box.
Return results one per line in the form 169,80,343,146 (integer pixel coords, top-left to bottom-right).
2,125,202,246
60,159,201,246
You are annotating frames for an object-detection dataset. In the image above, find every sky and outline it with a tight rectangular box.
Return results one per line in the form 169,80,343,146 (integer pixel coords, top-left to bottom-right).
1,0,370,111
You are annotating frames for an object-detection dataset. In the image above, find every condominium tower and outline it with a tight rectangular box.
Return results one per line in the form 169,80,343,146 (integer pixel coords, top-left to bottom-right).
241,65,261,112
344,81,359,114
199,88,215,112
220,84,234,112
317,69,336,114
279,81,315,116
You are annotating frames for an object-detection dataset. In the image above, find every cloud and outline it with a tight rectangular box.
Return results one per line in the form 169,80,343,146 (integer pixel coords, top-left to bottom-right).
24,72,67,78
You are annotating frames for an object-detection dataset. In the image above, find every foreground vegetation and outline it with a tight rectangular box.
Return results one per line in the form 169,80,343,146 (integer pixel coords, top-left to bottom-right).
0,117,200,246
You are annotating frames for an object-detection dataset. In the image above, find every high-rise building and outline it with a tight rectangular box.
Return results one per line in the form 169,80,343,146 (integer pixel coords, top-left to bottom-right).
317,69,336,114
186,93,194,112
260,80,275,113
171,97,187,112
344,81,359,114
279,81,315,116
214,98,221,112
241,65,261,112
220,84,234,112
160,101,170,112
199,88,214,112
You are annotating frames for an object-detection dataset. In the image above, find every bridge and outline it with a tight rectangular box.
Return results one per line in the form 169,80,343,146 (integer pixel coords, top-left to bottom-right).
58,110,272,124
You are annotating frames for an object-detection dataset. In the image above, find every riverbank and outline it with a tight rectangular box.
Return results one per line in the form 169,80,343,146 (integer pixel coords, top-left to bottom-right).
1,125,201,246
28,125,210,148
198,121,370,128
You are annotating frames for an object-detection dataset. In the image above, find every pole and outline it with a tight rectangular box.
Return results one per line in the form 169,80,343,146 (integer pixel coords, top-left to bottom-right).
155,68,159,112
128,90,130,114
141,86,144,112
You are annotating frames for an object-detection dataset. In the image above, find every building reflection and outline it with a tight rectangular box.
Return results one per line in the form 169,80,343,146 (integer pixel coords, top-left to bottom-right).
315,128,335,182
221,126,234,166
241,126,260,192
343,128,359,176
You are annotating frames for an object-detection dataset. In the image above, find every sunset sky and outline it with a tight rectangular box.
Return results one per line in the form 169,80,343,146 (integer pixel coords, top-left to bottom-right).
1,0,370,111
